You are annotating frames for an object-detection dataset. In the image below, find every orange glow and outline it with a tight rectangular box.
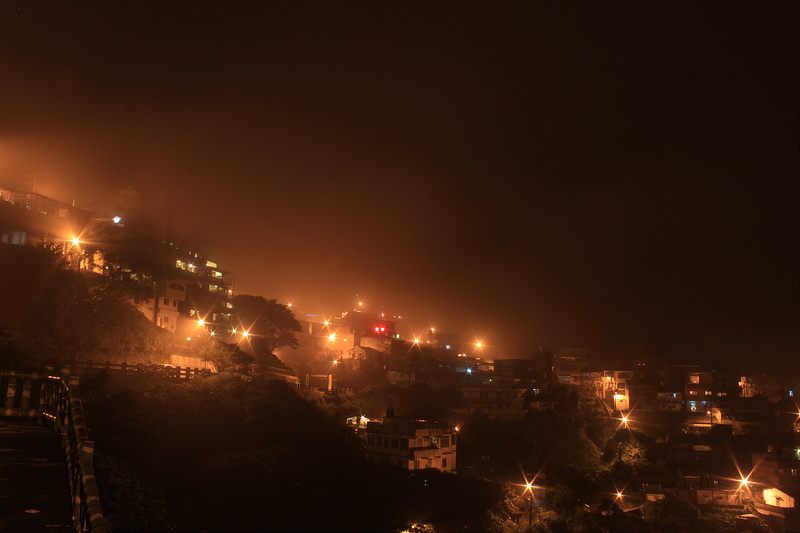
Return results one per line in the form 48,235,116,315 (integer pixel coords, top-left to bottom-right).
197,319,205,326
476,342,482,348
71,237,80,245
242,331,249,337
329,334,336,341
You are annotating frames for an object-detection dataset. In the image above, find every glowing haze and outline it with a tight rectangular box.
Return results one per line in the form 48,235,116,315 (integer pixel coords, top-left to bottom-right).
0,3,796,369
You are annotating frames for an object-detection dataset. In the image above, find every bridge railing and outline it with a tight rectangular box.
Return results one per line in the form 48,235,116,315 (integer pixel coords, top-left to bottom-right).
1,369,105,533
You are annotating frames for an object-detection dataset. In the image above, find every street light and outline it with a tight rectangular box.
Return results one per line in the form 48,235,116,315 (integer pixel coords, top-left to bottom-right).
524,481,533,527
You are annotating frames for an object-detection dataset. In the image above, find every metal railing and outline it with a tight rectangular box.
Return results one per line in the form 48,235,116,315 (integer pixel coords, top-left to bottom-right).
1,369,105,533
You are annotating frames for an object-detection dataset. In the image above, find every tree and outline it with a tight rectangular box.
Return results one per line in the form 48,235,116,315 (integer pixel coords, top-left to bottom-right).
232,295,302,357
200,341,254,374
641,493,701,532
0,243,171,367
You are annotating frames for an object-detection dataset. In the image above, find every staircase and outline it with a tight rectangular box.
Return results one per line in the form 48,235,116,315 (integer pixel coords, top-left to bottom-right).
0,417,73,530
0,370,105,532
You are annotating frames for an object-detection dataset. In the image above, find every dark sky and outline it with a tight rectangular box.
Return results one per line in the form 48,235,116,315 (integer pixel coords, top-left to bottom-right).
1,2,797,371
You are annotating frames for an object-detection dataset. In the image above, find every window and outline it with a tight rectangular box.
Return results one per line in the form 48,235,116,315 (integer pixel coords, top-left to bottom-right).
391,438,399,449
689,390,698,396
440,436,450,448
162,317,169,324
401,439,409,450
442,458,447,468
173,300,177,307
163,298,169,305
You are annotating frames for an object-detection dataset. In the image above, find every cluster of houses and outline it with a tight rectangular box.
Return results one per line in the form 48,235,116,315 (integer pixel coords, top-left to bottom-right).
3,184,798,527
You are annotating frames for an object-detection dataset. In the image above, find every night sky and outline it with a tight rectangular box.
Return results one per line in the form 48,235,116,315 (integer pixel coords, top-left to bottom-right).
0,2,796,371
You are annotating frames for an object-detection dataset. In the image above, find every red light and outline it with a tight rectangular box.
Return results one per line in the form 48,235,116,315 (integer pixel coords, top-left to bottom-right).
375,327,379,332
380,327,385,332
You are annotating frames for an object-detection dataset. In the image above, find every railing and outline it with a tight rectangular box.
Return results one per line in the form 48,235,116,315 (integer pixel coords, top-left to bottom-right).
1,369,105,533
68,360,208,379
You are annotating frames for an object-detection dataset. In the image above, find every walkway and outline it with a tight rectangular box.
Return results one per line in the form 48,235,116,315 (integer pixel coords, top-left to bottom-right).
0,417,73,531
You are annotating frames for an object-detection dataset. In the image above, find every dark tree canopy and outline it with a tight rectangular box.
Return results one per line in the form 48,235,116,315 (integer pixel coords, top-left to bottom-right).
232,294,302,356
0,243,170,368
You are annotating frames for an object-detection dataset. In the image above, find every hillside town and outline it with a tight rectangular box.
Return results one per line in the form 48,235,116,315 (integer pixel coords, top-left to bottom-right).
2,183,798,532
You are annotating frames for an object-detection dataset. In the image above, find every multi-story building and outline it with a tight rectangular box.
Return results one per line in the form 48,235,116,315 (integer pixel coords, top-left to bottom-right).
586,370,631,411
554,348,588,385
363,416,457,473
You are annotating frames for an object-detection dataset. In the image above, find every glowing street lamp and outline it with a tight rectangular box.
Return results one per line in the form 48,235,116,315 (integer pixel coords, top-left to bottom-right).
329,333,336,341
242,331,249,338
524,480,534,525
197,319,205,326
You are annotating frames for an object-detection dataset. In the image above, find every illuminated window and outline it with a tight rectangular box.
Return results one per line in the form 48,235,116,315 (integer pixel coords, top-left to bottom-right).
187,264,197,273
206,260,217,268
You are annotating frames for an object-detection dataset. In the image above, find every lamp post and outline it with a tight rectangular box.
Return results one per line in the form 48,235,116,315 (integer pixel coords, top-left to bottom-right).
525,481,533,528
